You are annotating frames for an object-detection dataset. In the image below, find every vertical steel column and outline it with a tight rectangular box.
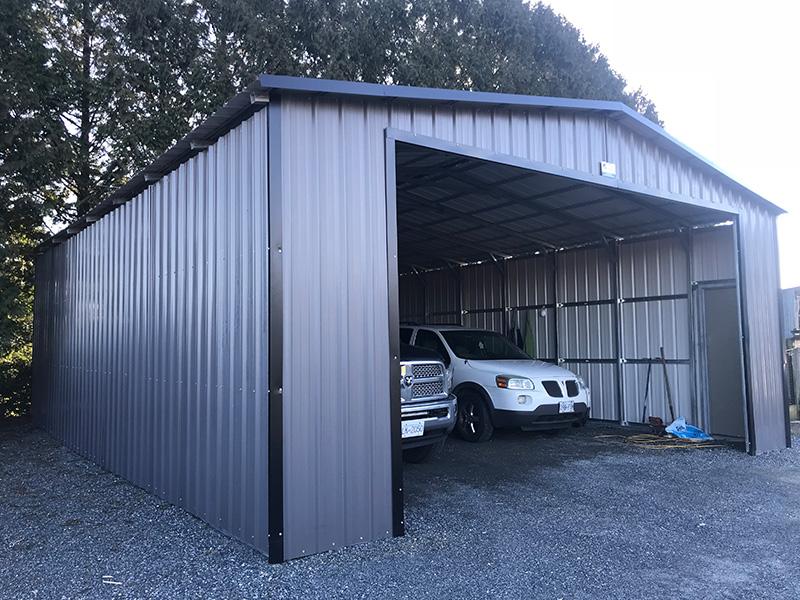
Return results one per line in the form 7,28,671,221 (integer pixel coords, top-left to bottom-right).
684,229,700,427
552,251,560,363
490,254,509,336
612,240,626,425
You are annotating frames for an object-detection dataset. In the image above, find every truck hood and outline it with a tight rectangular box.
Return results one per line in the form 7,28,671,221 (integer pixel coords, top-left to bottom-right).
465,359,577,380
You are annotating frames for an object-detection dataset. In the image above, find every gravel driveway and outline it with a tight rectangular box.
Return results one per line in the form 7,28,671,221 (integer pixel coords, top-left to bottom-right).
2,419,799,599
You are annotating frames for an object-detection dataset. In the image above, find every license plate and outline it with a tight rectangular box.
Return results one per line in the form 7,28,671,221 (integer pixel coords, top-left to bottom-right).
559,400,575,413
401,419,426,439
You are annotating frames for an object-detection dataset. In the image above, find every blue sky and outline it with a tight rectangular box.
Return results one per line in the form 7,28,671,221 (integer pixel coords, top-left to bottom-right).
546,0,799,287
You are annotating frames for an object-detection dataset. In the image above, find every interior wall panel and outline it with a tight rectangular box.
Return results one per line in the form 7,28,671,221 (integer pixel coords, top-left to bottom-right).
399,274,425,321
620,300,690,360
692,226,736,282
558,305,616,360
508,309,555,360
556,247,614,302
565,362,618,421
506,254,553,307
619,237,688,297
623,363,692,425
506,255,556,359
32,109,270,553
425,270,461,316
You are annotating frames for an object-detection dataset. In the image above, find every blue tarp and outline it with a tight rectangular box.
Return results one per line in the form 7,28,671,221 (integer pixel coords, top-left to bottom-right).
665,417,713,441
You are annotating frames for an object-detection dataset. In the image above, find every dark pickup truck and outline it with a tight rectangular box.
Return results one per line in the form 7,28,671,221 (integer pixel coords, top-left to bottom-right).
400,343,457,462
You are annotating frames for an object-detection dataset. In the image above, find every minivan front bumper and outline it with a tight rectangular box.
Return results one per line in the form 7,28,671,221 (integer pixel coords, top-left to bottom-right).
492,401,589,430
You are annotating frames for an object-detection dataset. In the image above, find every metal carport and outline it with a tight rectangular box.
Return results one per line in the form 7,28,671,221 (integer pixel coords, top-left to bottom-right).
32,75,787,563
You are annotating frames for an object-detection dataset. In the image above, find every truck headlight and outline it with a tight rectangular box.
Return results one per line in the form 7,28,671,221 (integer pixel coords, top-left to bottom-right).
496,375,534,390
576,376,589,390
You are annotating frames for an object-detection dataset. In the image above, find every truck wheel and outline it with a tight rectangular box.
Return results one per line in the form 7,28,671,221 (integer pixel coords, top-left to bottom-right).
403,444,436,463
456,392,494,442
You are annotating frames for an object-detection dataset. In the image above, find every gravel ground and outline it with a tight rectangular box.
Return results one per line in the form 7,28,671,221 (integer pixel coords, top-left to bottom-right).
2,419,800,600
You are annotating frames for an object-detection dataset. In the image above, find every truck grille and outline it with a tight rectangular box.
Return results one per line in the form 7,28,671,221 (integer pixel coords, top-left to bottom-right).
412,381,445,398
412,363,443,378
565,380,579,397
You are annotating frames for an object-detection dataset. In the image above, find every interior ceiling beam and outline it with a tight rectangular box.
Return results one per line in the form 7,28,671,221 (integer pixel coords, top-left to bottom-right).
401,188,558,250
396,156,485,188
396,191,615,234
395,149,444,169
399,223,511,263
616,190,693,228
507,195,635,238
396,172,540,218
418,173,634,240
397,169,536,196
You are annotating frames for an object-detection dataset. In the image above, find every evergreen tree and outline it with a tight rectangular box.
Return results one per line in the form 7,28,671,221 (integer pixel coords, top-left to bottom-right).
0,0,661,416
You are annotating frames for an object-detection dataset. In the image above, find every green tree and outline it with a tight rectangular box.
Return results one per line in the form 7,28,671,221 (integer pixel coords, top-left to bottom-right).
1,0,661,417
0,0,68,417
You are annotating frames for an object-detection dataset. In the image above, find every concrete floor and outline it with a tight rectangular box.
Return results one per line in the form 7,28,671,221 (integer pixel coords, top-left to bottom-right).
2,420,799,599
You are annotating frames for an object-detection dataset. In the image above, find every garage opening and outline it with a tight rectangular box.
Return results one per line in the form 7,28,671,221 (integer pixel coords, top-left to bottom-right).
389,139,750,459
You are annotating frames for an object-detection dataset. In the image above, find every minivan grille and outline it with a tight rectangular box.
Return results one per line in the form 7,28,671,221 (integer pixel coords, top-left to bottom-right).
542,380,563,397
412,363,443,378
565,380,579,397
412,381,445,398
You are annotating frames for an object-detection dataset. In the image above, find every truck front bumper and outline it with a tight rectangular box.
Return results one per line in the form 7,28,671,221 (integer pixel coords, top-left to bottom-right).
401,394,457,449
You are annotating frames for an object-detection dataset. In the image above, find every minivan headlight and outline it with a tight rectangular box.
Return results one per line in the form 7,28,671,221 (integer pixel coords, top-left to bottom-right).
496,375,534,390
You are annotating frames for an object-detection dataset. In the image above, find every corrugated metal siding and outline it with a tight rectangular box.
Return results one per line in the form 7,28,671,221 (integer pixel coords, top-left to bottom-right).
619,237,692,423
507,255,555,359
280,98,393,559
32,109,270,553
737,207,786,452
425,269,461,318
462,262,505,332
556,248,618,420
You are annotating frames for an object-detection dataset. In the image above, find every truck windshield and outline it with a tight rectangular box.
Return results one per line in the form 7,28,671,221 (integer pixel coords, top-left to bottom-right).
441,330,531,360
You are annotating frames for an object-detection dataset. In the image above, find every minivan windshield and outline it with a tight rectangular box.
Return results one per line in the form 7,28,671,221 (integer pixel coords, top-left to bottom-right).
441,330,531,361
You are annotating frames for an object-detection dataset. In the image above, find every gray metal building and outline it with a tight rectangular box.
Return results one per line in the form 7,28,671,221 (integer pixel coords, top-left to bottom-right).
33,75,787,562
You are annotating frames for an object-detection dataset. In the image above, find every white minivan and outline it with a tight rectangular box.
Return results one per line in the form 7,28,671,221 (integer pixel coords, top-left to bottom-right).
401,325,591,442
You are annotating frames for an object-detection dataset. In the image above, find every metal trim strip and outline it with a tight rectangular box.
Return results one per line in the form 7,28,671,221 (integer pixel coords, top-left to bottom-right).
385,132,404,537
267,95,285,563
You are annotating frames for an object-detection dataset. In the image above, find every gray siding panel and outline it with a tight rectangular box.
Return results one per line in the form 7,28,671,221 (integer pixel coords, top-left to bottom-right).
738,207,786,452
32,109,270,553
280,98,393,559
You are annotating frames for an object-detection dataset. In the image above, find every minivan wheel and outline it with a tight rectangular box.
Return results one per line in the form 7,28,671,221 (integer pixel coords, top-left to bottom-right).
456,393,494,442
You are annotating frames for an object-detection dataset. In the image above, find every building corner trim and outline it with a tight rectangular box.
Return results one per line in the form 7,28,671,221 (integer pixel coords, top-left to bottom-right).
267,94,285,562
